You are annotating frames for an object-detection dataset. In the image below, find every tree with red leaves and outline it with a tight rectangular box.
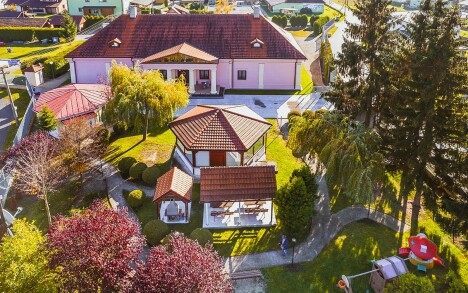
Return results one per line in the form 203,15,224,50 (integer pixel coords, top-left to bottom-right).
47,201,144,292
131,233,232,293
1,131,64,226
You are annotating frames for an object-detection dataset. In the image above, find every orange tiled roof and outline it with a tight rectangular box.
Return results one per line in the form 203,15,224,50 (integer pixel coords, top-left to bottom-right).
153,167,193,203
169,105,271,151
33,84,111,121
200,166,277,202
141,43,218,63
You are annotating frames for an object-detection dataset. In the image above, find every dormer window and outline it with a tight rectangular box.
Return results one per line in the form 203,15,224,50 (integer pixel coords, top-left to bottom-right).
250,38,264,48
108,38,122,48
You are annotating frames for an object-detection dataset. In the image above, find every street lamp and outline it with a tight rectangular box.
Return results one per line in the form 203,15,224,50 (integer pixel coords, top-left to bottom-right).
291,237,297,267
49,61,55,79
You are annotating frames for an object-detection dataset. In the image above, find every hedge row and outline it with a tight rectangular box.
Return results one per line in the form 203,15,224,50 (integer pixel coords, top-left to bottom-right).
290,15,308,28
313,15,331,35
83,15,105,29
0,27,64,42
320,39,334,84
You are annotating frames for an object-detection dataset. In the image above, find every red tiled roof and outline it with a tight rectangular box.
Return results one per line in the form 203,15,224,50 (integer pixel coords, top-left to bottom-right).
153,167,193,203
66,14,306,60
169,105,271,151
200,166,277,202
34,84,111,121
0,17,50,28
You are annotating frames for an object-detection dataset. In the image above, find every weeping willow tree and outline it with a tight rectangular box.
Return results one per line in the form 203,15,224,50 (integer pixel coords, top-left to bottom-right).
288,111,385,207
103,62,189,141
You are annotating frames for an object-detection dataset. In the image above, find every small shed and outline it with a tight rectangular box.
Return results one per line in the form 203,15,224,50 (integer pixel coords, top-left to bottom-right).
370,256,408,293
153,167,193,224
23,63,44,86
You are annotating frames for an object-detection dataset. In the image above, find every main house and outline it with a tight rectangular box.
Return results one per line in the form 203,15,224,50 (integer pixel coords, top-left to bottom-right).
5,0,67,15
67,0,131,16
66,7,306,93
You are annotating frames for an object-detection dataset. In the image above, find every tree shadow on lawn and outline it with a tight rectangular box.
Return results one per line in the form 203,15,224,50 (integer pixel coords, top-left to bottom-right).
105,139,143,163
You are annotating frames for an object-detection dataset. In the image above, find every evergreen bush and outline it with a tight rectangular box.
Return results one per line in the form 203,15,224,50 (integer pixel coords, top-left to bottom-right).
118,157,136,176
142,166,161,186
129,162,148,181
127,189,145,208
36,106,58,131
113,121,128,135
143,220,169,246
190,228,213,246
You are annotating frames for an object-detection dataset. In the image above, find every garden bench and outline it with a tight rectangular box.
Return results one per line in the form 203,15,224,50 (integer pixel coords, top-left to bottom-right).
230,270,263,280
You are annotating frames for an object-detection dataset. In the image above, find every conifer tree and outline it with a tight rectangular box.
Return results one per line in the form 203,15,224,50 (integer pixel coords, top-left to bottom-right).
380,0,468,227
326,0,396,127
36,106,58,131
62,12,77,41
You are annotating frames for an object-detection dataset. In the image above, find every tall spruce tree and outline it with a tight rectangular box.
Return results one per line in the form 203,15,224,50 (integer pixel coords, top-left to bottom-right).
380,0,468,227
326,0,396,127
62,12,77,41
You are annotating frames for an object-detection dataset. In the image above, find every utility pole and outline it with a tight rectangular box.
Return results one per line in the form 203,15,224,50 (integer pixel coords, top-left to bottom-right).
0,66,19,125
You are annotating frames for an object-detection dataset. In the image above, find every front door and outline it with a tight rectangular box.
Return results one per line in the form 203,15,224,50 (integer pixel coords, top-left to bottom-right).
210,151,226,167
177,70,189,85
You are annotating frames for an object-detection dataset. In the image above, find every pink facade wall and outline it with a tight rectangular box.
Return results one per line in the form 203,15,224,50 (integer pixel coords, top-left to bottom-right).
70,58,300,90
71,58,133,84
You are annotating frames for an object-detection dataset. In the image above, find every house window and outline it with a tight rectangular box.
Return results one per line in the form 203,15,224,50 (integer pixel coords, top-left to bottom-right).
237,70,247,80
160,70,167,80
78,8,83,12
199,70,209,80
252,42,262,48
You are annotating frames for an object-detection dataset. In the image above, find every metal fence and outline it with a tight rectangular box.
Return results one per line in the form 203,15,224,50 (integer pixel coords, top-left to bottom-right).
0,76,35,205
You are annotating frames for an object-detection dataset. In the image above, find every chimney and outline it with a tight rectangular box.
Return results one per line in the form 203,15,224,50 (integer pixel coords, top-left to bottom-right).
253,5,260,19
129,5,138,19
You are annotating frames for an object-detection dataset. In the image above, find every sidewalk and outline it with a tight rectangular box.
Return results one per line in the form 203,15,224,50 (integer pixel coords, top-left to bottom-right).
37,72,70,92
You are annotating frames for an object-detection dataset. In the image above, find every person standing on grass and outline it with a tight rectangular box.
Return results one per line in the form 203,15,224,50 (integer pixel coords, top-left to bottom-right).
280,235,288,257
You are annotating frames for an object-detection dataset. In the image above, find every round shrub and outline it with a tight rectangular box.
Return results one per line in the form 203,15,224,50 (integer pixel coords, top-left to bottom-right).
301,109,315,120
143,220,169,245
288,109,302,127
127,189,145,208
97,128,111,144
113,121,128,136
190,228,213,246
118,157,136,176
129,162,147,180
142,166,161,186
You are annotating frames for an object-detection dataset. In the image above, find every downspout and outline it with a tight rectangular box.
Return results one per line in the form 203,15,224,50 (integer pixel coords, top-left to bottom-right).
231,58,234,89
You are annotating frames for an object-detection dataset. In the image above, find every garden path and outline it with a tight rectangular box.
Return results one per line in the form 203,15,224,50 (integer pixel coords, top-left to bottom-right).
223,173,410,273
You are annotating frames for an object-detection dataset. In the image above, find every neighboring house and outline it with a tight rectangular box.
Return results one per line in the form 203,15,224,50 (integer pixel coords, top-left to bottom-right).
166,4,190,14
200,165,277,228
66,7,306,92
0,17,51,27
265,0,324,14
0,10,27,17
130,0,153,9
169,105,272,178
50,14,87,31
67,0,131,16
153,167,193,224
5,0,67,14
23,63,44,86
33,84,111,128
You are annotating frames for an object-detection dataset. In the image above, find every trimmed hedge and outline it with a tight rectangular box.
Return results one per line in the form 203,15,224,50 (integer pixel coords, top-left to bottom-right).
83,15,105,29
143,220,169,246
129,162,147,180
118,157,137,176
313,16,330,35
43,57,69,79
320,39,334,84
190,228,213,246
272,15,288,28
290,15,308,28
0,27,64,42
142,166,161,186
127,189,145,208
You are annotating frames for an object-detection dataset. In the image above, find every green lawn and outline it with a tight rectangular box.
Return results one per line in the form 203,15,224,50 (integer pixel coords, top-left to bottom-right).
0,41,84,64
1,89,32,151
263,219,464,292
8,181,108,232
129,119,304,256
104,126,176,172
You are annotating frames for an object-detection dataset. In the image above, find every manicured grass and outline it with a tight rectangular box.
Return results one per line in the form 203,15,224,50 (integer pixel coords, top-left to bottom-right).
289,29,313,38
0,41,84,63
1,89,32,151
10,181,108,232
104,126,176,172
300,64,313,94
460,30,468,38
263,220,400,292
